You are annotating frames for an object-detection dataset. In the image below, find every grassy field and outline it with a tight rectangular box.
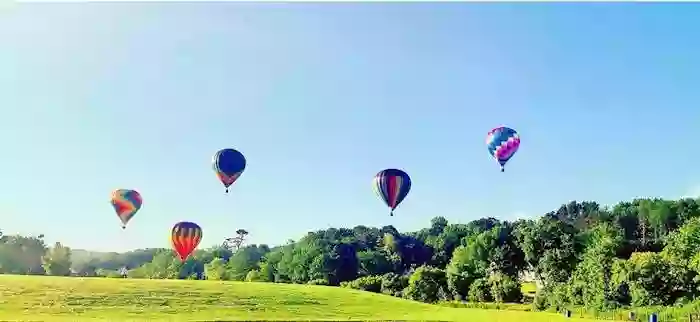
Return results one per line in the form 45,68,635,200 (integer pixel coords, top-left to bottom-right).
522,281,538,300
0,275,611,321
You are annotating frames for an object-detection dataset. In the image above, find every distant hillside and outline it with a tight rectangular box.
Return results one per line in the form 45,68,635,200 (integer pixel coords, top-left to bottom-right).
70,248,165,272
70,249,114,264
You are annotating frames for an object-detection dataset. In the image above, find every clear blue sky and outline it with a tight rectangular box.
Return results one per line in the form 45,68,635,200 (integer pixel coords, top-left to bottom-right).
1,4,699,252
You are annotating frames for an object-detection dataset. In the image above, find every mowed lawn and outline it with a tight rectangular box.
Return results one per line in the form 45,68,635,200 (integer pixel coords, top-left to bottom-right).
0,275,607,321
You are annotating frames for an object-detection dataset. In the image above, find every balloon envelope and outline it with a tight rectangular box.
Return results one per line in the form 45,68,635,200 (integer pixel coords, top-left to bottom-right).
212,148,246,192
373,169,411,215
110,189,142,229
171,221,202,262
486,126,520,171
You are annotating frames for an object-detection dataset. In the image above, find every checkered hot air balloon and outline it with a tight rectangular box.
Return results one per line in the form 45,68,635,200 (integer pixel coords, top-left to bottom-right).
373,169,411,217
110,189,142,229
171,221,202,262
212,148,246,193
486,126,520,172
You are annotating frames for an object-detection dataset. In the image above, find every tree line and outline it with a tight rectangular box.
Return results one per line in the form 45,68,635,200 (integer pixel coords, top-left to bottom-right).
4,197,700,314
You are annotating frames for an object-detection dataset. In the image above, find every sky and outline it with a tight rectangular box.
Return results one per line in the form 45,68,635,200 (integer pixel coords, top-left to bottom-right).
1,3,700,252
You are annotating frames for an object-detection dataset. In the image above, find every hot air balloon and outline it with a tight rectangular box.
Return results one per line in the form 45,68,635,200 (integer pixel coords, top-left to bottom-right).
171,221,202,262
110,189,142,229
373,169,411,217
212,148,246,193
486,126,520,172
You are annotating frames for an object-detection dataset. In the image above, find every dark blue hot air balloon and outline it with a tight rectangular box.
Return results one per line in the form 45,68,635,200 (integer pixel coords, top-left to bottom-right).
212,148,246,193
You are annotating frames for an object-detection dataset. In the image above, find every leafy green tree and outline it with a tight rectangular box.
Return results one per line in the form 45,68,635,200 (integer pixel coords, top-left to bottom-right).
488,272,522,303
42,242,72,276
569,223,623,309
245,269,262,282
625,252,675,306
663,217,700,267
5,195,700,309
468,278,492,302
446,244,482,300
0,234,47,275
341,275,383,293
516,217,579,287
226,245,269,281
205,258,230,280
404,266,449,303
357,250,394,276
380,272,408,297
661,217,700,298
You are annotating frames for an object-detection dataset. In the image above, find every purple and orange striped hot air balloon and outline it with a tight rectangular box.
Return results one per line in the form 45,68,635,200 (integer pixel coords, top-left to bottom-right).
110,189,142,229
486,126,520,172
373,169,411,217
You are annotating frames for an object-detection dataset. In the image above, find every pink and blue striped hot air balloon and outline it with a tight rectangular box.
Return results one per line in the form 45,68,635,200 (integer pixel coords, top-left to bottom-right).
486,126,520,172
110,189,142,229
373,169,411,217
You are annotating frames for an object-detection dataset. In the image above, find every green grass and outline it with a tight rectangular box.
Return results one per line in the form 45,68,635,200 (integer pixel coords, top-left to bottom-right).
0,275,612,321
522,281,538,301
522,281,538,295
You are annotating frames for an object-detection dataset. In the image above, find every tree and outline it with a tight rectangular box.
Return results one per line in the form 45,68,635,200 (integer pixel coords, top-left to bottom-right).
6,195,700,309
516,217,579,287
205,257,230,280
661,217,700,298
569,223,624,309
357,250,394,276
625,252,675,306
404,266,449,303
0,234,47,275
226,245,269,281
223,229,249,251
488,272,522,303
42,242,72,276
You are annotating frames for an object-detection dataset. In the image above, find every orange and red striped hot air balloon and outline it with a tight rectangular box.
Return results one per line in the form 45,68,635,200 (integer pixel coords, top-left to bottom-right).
171,221,202,262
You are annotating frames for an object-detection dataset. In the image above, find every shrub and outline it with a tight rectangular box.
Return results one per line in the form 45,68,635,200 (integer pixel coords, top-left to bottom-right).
307,278,329,286
626,252,675,306
204,258,230,281
446,245,481,300
468,278,493,302
489,272,522,303
245,269,261,282
532,289,548,311
342,275,383,293
546,283,570,311
381,273,408,297
404,266,449,303
610,258,632,306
